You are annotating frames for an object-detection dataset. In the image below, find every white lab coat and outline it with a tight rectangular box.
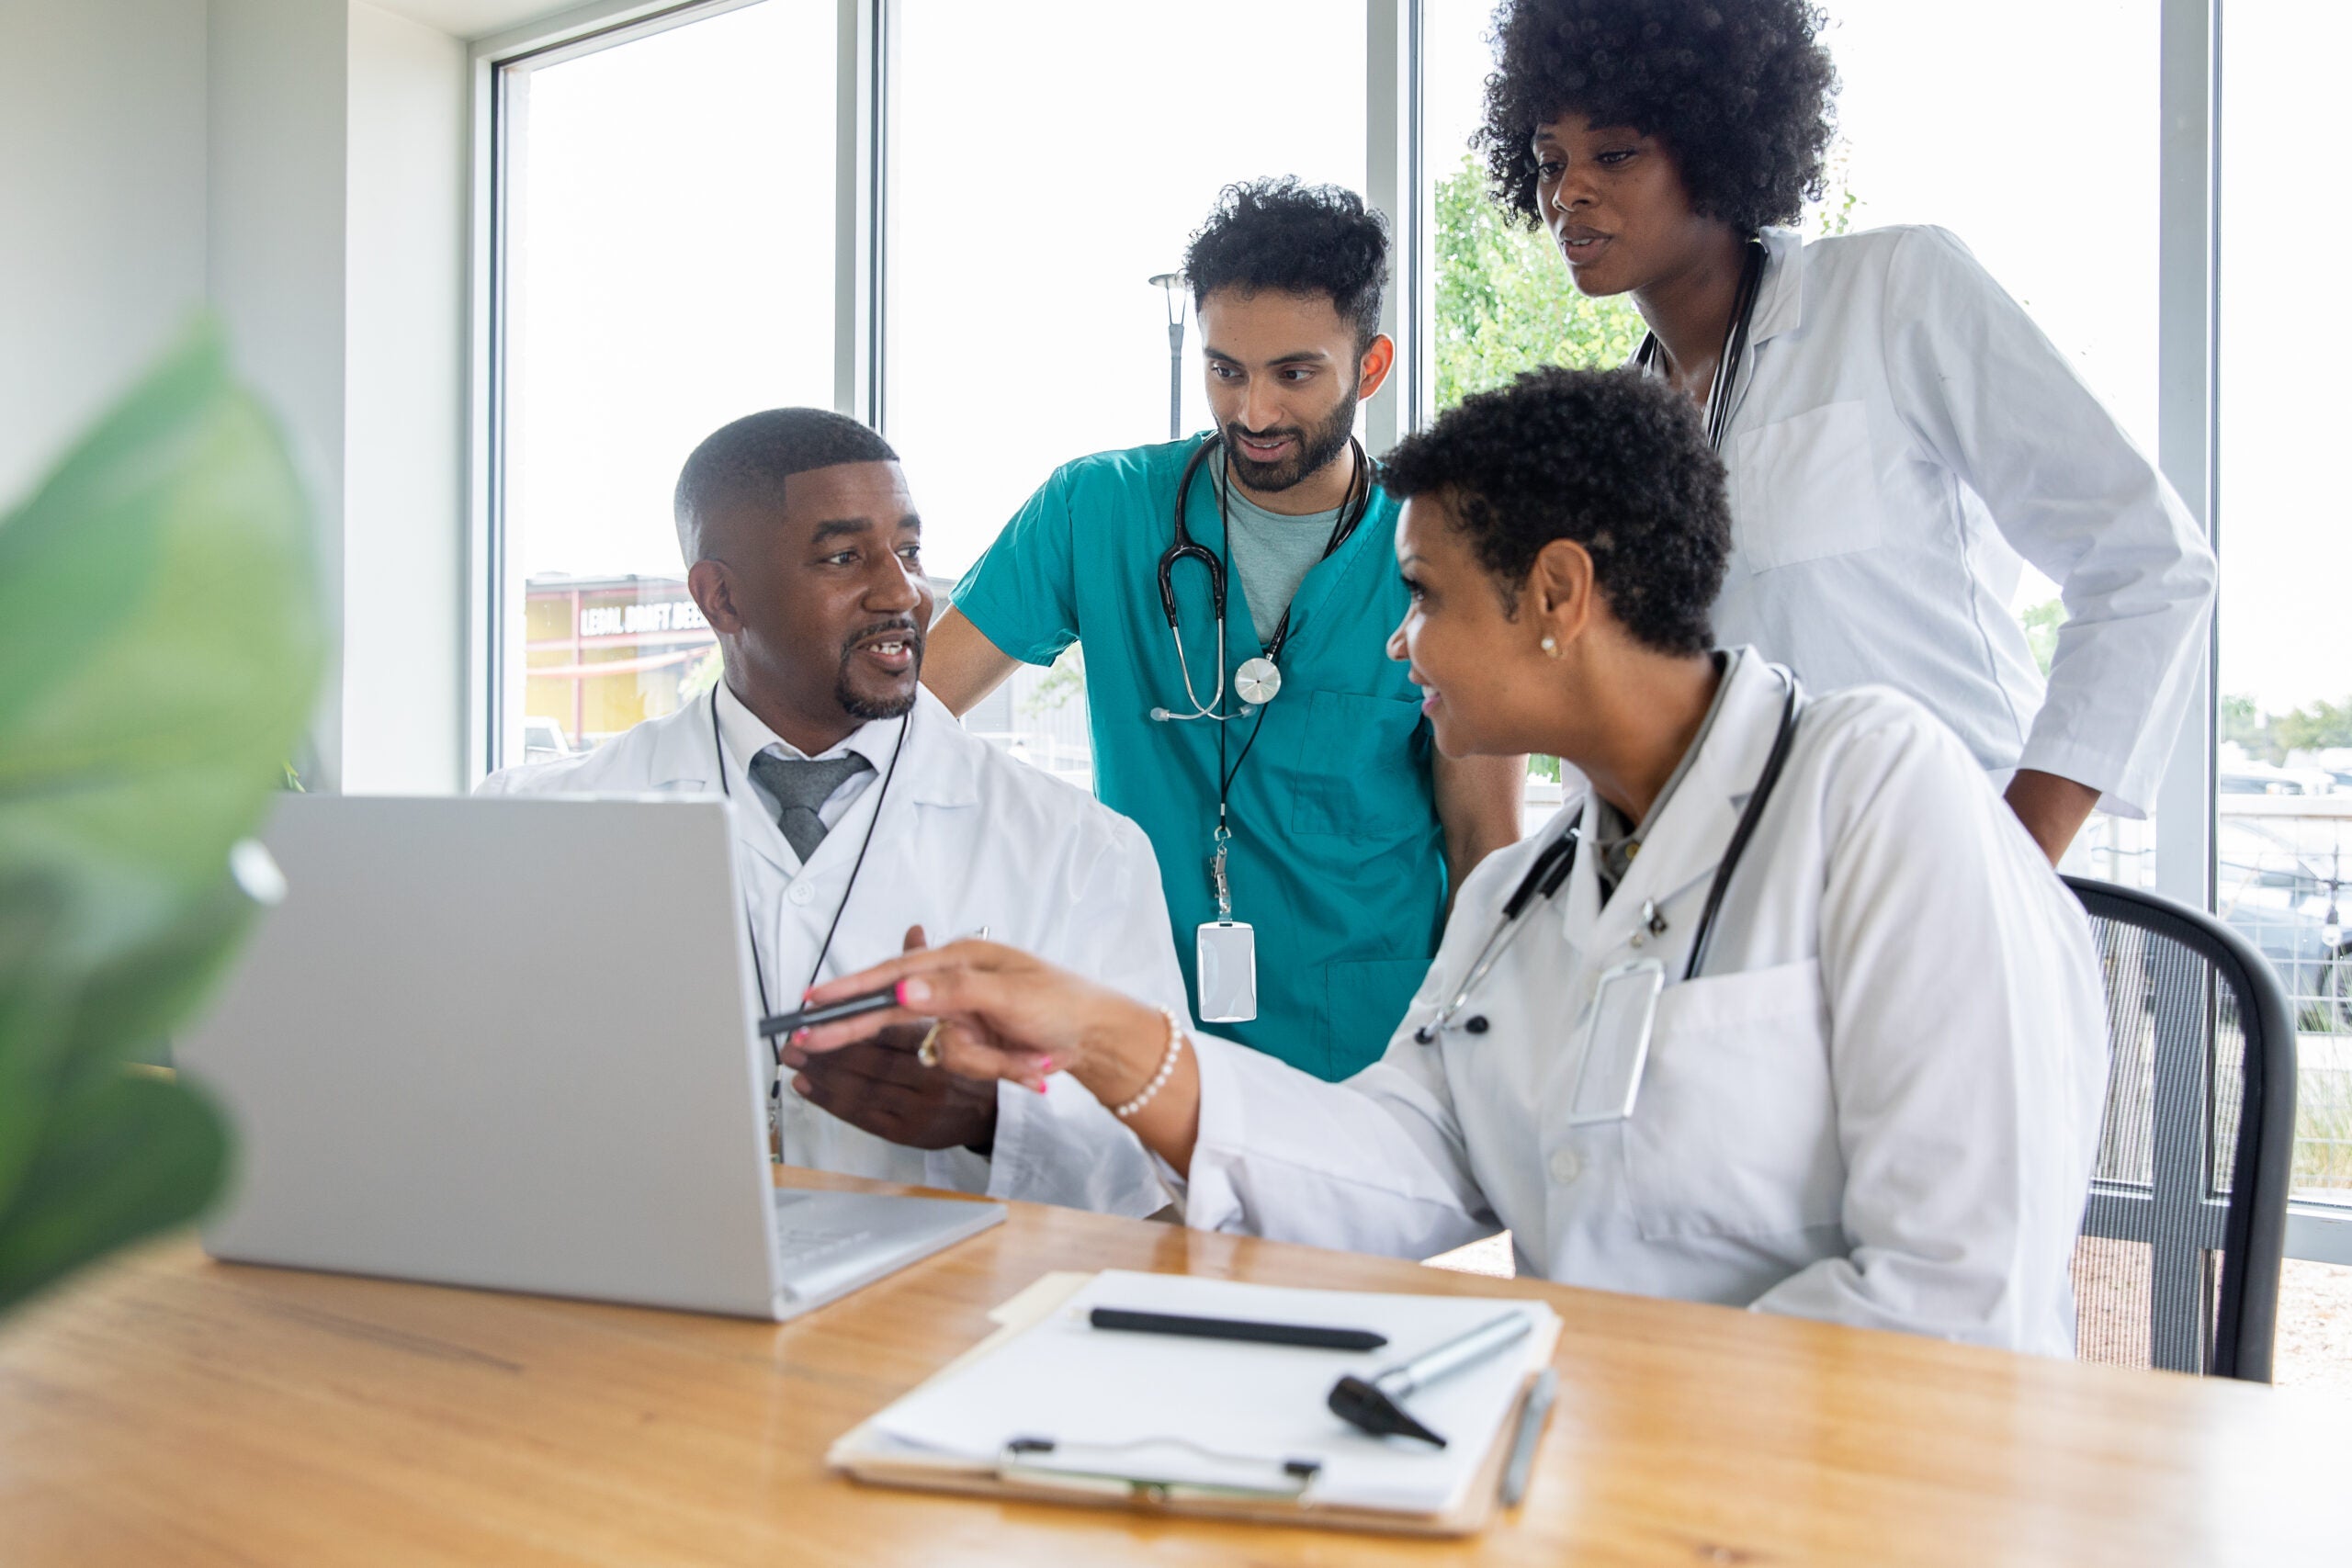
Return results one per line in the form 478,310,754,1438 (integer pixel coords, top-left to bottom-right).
1709,225,2214,818
480,686,1184,1217
1179,650,2109,1356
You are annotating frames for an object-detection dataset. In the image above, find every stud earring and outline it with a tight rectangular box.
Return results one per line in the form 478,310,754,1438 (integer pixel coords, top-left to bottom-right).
1540,635,1563,660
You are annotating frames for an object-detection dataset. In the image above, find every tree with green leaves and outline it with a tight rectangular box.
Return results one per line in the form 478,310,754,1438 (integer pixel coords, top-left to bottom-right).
1433,154,1645,412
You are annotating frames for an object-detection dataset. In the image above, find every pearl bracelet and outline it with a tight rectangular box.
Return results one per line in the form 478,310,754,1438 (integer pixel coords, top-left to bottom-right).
1112,1009,1187,1121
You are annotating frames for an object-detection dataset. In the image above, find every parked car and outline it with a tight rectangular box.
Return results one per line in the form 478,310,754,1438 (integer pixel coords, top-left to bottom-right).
2216,817,2350,1030
522,716,575,765
2220,763,2311,796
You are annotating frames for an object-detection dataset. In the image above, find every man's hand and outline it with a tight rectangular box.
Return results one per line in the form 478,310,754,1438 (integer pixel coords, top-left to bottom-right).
2004,769,2102,865
777,926,1002,1156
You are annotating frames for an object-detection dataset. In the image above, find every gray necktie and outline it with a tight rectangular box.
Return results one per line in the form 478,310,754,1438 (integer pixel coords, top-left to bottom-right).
748,750,874,862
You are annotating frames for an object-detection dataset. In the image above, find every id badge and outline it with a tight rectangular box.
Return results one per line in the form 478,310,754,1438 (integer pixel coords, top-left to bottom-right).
1564,957,1665,1124
1195,920,1259,1022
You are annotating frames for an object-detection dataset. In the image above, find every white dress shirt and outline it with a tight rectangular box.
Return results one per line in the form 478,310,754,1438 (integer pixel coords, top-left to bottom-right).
480,684,1188,1217
714,681,881,852
1171,651,2109,1356
1702,225,2215,818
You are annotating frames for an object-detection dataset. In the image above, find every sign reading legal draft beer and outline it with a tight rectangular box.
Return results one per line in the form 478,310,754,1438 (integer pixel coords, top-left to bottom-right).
579,600,709,638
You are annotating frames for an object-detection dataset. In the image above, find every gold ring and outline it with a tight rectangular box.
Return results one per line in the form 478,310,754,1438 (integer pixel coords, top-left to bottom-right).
917,1021,944,1069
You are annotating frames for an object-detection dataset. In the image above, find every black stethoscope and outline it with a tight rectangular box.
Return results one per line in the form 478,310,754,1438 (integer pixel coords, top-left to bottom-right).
1414,670,1804,1043
1153,431,1376,931
1634,232,1768,451
1149,432,1373,724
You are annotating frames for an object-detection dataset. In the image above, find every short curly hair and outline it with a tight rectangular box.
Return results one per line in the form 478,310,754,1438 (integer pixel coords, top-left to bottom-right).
1381,367,1729,655
1476,0,1838,234
1182,177,1390,352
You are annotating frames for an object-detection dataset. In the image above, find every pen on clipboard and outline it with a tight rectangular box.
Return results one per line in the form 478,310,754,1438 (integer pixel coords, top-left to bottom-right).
1087,1307,1387,1352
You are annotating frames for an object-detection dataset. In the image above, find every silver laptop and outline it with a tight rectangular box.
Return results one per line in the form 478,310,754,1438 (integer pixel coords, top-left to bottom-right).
178,793,1002,1320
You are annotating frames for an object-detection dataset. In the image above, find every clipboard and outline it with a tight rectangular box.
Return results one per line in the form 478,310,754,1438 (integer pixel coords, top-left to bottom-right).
828,1272,1562,1538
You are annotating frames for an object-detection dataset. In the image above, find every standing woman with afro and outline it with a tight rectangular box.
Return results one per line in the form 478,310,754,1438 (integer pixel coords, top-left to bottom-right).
1477,0,2214,861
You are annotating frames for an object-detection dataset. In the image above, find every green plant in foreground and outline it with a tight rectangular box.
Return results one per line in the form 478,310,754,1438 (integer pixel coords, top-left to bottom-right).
0,323,322,1316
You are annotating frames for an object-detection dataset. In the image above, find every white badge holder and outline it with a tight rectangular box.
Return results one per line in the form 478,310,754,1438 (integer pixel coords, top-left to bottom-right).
1195,829,1257,1022
1564,957,1665,1124
1196,919,1259,1022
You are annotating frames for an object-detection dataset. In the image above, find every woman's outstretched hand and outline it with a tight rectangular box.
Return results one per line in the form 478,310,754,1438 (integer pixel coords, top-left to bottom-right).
791,941,1171,1108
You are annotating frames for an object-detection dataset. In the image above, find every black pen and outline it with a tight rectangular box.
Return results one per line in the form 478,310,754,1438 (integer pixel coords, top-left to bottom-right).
1088,1307,1387,1352
763,927,989,1043
758,986,897,1041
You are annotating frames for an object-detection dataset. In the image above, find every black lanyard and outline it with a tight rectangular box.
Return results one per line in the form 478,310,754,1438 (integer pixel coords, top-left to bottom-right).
709,686,908,1045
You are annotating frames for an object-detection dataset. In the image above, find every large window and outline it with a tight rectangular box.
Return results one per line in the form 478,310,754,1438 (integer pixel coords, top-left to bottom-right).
2219,6,2352,1219
494,0,837,763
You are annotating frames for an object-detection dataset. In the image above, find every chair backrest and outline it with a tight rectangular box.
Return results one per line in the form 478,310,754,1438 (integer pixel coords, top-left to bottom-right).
2064,876,2298,1380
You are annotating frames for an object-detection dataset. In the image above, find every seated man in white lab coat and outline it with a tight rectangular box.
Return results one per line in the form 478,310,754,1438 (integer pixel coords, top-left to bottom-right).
790,368,2113,1356
480,408,1185,1217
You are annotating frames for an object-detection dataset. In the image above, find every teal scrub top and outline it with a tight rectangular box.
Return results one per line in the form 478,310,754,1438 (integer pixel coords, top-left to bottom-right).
953,435,1447,1080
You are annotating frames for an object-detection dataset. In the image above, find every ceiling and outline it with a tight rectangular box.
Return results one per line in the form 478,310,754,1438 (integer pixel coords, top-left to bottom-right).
367,0,587,41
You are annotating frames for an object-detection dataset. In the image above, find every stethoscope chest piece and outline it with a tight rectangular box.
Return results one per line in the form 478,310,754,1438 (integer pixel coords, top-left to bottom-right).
1234,657,1282,707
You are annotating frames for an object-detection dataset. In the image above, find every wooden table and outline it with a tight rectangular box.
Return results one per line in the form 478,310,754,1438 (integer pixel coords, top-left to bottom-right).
2,1171,2345,1566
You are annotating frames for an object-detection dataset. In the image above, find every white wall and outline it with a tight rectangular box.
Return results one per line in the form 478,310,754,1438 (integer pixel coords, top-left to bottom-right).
208,0,355,784
344,2,469,792
0,0,209,502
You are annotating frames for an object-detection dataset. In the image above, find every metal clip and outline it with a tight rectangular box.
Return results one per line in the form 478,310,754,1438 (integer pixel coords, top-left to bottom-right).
1210,825,1233,923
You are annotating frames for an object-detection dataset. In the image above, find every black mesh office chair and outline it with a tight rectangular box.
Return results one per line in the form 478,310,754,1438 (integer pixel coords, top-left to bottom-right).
2064,876,2298,1380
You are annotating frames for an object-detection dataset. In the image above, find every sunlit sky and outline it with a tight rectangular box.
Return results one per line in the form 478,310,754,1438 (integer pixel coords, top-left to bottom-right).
506,0,2341,714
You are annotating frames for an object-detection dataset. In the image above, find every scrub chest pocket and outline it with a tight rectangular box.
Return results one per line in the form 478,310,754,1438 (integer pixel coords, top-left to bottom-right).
1730,400,1887,572
1620,958,1845,1242
1288,692,1429,837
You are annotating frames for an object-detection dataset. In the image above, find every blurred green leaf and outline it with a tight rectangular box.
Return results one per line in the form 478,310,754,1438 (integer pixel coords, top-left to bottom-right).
0,318,321,1314
0,1072,232,1314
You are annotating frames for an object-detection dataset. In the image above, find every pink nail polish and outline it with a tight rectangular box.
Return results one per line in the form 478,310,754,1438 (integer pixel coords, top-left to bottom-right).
790,1028,809,1044
1037,1057,1057,1075
1033,1079,1048,1095
894,979,910,1005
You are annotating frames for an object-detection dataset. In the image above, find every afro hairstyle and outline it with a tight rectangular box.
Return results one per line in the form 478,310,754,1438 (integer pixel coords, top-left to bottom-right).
1380,366,1729,656
1476,0,1838,235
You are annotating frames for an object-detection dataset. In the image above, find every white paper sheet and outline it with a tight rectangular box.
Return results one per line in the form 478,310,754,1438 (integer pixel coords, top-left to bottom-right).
866,1270,1556,1514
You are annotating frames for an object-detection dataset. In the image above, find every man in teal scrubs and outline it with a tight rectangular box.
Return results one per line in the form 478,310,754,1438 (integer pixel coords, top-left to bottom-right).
922,179,1525,1078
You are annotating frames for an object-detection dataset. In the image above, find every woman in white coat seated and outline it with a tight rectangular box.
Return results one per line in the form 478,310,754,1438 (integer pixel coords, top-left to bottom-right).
792,368,2112,1356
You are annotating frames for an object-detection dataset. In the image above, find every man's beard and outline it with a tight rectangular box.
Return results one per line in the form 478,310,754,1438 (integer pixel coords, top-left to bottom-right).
1223,379,1360,495
835,624,924,721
